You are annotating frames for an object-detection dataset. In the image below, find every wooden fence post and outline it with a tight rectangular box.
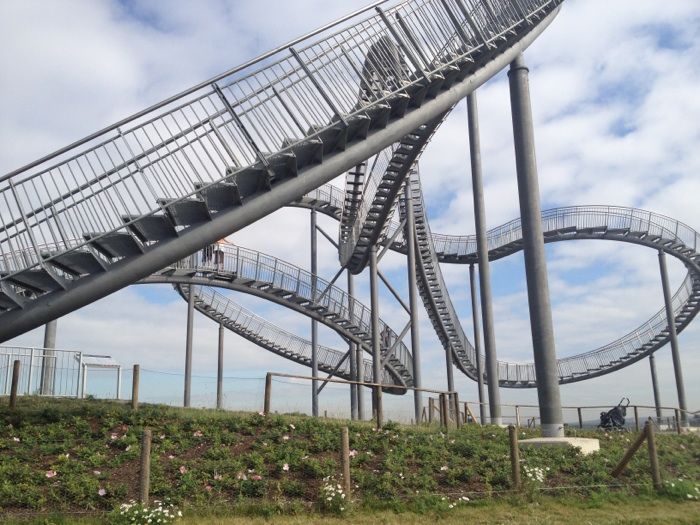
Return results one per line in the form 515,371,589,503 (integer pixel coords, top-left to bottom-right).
9,360,20,409
264,373,272,415
633,406,639,432
439,393,449,429
674,409,682,435
508,425,521,490
645,420,662,491
452,392,461,428
612,426,648,478
139,429,152,504
428,397,435,424
131,364,140,410
341,427,351,496
515,405,521,428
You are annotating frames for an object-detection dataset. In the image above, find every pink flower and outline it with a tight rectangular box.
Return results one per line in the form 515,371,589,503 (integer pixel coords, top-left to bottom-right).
193,430,203,437
205,485,213,492
213,474,223,481
179,466,188,474
98,488,106,496
348,449,358,458
251,474,262,481
282,463,290,472
45,470,57,478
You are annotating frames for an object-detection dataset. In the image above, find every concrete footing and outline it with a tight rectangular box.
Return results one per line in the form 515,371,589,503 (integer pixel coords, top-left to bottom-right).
520,437,600,456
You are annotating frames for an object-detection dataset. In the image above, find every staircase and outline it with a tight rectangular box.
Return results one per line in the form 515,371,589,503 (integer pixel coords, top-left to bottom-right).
174,284,397,388
140,242,414,391
0,0,564,342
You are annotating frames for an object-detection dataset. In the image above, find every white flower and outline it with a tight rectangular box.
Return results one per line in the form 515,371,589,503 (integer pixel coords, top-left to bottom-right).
282,463,289,472
440,465,449,471
289,424,295,430
12,437,20,442
98,488,107,496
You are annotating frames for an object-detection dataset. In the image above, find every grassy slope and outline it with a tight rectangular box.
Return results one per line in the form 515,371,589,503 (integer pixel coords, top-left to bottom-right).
1,398,698,522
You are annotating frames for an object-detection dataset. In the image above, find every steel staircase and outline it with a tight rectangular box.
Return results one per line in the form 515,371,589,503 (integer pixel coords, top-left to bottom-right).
174,284,396,387
140,242,414,391
0,0,563,342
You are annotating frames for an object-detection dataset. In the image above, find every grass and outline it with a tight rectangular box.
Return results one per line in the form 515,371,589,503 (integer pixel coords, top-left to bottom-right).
1,397,698,524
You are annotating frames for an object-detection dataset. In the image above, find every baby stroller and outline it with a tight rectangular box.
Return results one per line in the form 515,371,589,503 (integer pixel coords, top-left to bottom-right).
598,397,630,430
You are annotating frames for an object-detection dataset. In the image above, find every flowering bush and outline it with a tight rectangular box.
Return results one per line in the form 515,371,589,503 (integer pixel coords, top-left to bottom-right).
661,478,700,501
318,476,347,514
523,464,548,485
112,499,182,524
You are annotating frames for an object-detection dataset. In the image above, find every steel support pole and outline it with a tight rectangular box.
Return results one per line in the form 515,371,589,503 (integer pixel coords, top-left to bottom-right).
658,250,688,426
404,183,423,423
508,54,563,437
467,92,501,424
184,286,194,408
217,322,224,410
347,271,358,420
469,264,487,424
311,210,319,417
648,354,662,421
40,319,57,396
356,334,365,420
369,245,382,426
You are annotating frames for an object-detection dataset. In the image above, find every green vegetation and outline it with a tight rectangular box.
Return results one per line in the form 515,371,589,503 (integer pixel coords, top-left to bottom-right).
0,397,698,524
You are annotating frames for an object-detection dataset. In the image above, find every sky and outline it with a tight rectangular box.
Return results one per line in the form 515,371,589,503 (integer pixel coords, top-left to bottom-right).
1,0,699,422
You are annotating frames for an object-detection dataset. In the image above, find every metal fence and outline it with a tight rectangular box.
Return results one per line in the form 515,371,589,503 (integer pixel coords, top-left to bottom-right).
0,345,120,398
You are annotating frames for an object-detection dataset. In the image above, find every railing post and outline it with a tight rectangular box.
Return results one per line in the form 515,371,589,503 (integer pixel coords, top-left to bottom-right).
508,425,521,490
264,372,272,415
27,348,35,395
310,209,319,417
9,360,20,409
76,352,83,398
139,429,152,504
131,364,140,410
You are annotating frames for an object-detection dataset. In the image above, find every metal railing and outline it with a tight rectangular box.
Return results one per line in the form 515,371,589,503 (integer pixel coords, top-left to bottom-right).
0,0,557,288
171,243,415,382
179,284,394,384
0,345,119,398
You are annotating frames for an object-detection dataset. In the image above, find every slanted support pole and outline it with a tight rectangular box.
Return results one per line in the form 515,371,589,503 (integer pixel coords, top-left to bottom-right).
649,354,662,421
184,286,194,408
40,319,57,396
217,323,224,410
404,182,423,424
658,250,688,427
347,272,358,420
508,54,563,437
467,93,501,425
369,245,382,428
311,209,319,417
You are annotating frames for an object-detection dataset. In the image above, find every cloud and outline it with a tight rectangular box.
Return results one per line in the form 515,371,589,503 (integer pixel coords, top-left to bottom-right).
1,0,699,415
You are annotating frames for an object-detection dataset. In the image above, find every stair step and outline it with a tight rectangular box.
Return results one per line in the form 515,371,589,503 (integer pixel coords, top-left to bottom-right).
46,249,105,276
123,214,178,242
159,198,211,227
7,268,63,294
84,232,143,259
195,181,242,212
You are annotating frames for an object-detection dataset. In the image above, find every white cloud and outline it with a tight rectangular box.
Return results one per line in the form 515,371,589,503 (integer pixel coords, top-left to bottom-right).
1,0,699,416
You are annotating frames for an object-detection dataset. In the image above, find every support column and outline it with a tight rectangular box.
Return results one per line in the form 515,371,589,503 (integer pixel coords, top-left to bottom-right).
356,331,365,420
649,354,662,420
467,92,501,425
508,54,563,437
369,245,382,425
347,271,358,420
469,264,487,424
217,322,224,410
404,182,423,424
311,210,319,417
184,286,194,408
658,250,688,426
40,319,57,396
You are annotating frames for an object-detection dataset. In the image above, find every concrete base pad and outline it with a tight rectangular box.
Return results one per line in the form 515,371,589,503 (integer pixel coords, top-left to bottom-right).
520,437,600,455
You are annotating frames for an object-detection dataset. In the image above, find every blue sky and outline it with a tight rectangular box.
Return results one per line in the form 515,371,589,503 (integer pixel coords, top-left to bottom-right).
1,0,699,421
